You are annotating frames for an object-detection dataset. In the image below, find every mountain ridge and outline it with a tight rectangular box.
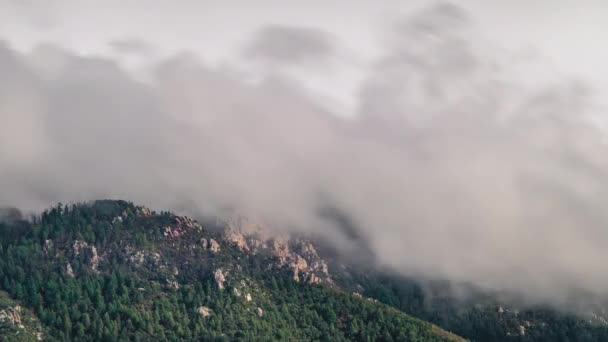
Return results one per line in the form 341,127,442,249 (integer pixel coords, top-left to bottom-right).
0,199,464,341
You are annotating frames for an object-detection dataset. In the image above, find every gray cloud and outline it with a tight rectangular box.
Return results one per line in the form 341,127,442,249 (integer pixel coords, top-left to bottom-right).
1,4,607,307
110,38,156,57
245,25,335,65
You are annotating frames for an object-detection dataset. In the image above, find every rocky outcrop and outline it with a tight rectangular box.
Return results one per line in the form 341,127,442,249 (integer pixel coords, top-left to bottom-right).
216,218,332,285
163,216,203,239
225,230,250,252
291,255,308,282
66,263,75,278
72,240,88,256
88,246,100,272
198,306,212,317
71,240,103,273
0,305,22,327
245,293,252,302
214,269,226,290
135,206,152,217
256,307,264,317
209,239,221,253
166,279,180,290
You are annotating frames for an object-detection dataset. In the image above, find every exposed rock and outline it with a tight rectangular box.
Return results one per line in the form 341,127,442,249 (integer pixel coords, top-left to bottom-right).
245,293,252,302
214,269,226,289
209,239,221,253
198,306,212,317
172,266,179,276
200,238,208,249
166,279,180,290
0,305,22,327
272,238,290,263
87,246,100,272
353,292,363,298
72,240,88,256
112,216,123,224
256,307,263,317
136,206,151,217
43,239,53,256
163,226,182,239
66,263,75,278
225,230,249,251
233,288,241,297
291,255,308,282
307,273,321,284
128,248,145,265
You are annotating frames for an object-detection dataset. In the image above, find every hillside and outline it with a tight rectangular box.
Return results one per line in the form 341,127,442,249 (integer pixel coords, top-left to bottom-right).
0,200,464,341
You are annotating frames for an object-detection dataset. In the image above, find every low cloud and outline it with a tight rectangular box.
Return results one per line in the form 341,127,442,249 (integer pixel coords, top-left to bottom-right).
1,4,607,306
245,25,335,66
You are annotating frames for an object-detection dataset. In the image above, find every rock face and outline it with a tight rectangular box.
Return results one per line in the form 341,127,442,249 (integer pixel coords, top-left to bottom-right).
88,246,100,272
225,230,250,252
166,279,180,290
214,269,226,289
72,240,88,256
0,305,22,327
71,240,102,273
197,306,212,317
216,218,332,285
66,263,75,278
209,239,221,253
245,293,252,302
163,216,203,239
256,307,264,317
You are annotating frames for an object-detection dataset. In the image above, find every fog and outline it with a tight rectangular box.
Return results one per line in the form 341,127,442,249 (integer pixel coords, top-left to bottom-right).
1,3,607,306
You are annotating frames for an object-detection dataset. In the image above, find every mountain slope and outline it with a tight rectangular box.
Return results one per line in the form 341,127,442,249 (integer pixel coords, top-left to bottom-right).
0,290,44,341
0,200,464,341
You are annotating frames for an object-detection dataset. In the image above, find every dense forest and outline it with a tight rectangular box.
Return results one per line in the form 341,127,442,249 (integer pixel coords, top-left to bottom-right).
1,200,607,341
0,200,462,341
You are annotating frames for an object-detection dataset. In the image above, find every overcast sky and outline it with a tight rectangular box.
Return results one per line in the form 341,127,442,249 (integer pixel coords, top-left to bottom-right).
2,0,607,113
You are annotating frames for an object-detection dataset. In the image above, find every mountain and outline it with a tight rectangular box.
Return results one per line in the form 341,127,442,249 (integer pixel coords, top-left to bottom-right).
0,200,464,341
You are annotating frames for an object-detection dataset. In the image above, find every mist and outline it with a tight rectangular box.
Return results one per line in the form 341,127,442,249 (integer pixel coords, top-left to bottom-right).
1,3,608,306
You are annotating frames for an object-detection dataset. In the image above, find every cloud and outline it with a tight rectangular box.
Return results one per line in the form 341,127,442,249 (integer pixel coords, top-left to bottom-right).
245,25,335,65
1,3,607,307
110,38,156,57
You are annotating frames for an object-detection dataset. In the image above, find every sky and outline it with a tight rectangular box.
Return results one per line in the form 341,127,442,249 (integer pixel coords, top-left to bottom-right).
1,0,607,114
2,1,608,307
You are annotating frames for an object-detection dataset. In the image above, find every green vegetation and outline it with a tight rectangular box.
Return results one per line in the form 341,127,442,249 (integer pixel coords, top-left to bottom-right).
0,201,461,341
346,273,608,342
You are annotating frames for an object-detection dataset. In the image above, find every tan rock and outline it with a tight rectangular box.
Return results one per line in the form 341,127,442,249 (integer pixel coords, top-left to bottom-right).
66,263,75,278
214,269,226,289
225,230,249,251
72,240,88,255
209,239,221,253
198,306,212,317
